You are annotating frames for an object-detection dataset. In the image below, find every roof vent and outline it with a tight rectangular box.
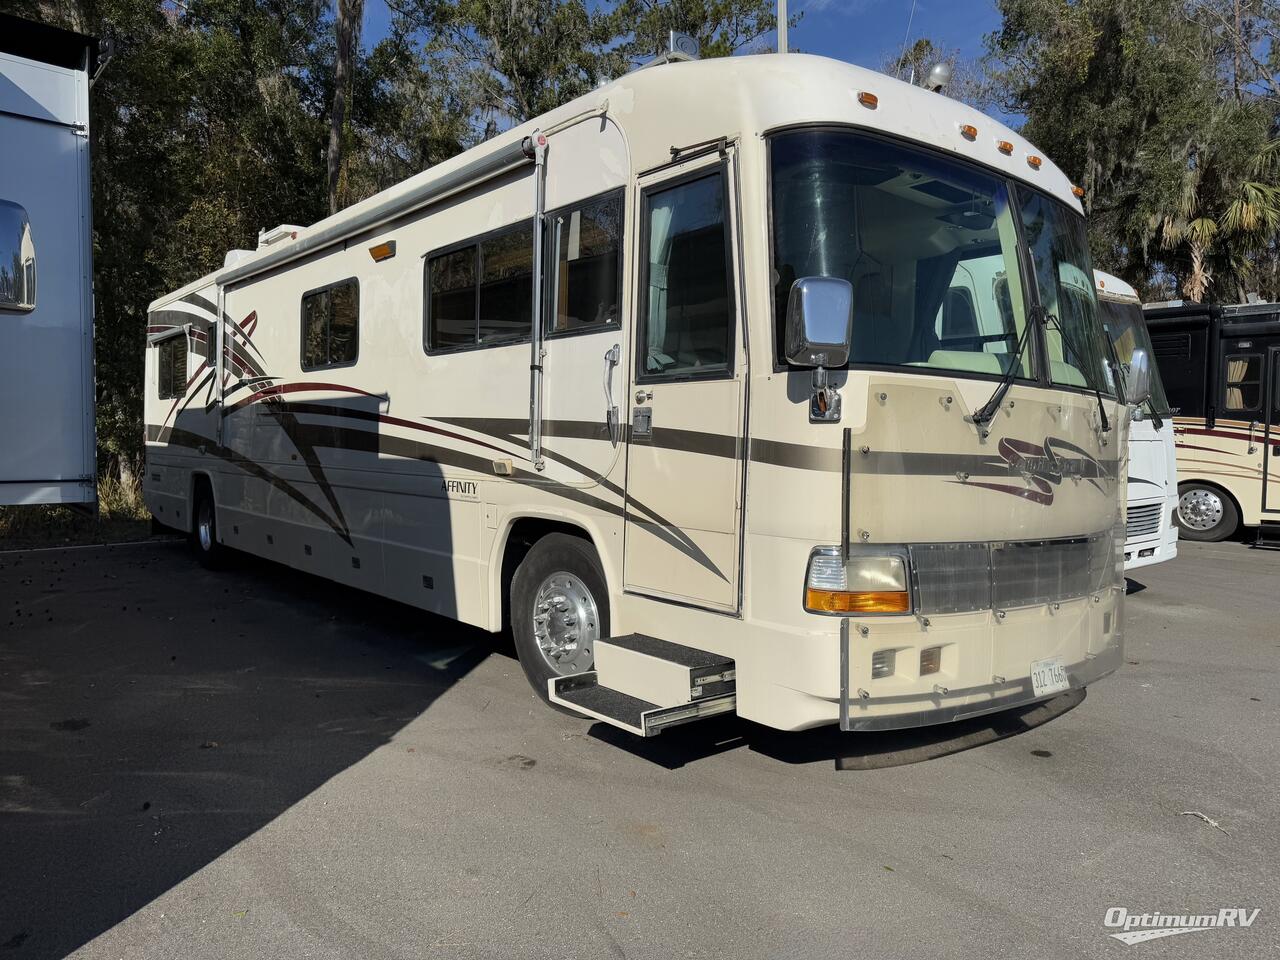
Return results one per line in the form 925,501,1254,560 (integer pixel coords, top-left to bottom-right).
257,224,304,249
223,249,254,268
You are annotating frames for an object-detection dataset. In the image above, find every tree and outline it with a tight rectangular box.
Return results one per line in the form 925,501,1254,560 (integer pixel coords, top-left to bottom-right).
987,0,1280,301
328,0,365,213
881,37,991,110
611,0,796,61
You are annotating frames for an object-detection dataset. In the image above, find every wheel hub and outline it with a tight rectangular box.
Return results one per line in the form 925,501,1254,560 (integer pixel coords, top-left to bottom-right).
531,571,599,676
197,503,213,551
1178,488,1223,531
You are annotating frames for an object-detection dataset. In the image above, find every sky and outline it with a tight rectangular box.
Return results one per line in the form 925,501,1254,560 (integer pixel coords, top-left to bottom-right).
360,0,1004,74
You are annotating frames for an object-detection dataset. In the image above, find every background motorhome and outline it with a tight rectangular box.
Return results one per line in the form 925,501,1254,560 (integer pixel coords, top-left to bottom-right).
0,15,97,507
1095,271,1178,570
1145,300,1280,543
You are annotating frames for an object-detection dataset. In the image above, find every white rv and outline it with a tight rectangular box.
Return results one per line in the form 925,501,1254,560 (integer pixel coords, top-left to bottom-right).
0,15,97,507
144,54,1140,736
1095,271,1179,570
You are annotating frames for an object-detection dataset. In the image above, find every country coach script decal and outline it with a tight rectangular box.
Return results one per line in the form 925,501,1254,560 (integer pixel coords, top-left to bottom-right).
960,436,1108,506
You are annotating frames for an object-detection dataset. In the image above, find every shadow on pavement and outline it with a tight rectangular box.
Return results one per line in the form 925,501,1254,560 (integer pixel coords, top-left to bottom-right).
589,689,1087,771
0,542,491,960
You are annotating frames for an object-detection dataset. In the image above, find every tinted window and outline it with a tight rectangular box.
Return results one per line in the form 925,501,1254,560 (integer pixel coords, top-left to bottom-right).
1224,354,1261,412
428,247,477,350
302,279,359,368
1016,189,1110,392
770,129,1030,379
641,172,733,378
426,222,533,350
478,225,533,343
550,193,622,333
157,334,187,400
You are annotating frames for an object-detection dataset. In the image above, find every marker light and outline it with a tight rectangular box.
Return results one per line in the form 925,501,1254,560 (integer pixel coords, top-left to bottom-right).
920,647,942,676
1027,155,1043,169
369,240,397,262
871,649,895,679
1072,184,1085,198
857,91,879,109
959,124,977,140
805,549,911,615
997,140,1014,155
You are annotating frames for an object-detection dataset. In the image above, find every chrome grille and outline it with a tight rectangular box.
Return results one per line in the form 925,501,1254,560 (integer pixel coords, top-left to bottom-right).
909,542,992,614
1126,502,1162,539
909,533,1117,615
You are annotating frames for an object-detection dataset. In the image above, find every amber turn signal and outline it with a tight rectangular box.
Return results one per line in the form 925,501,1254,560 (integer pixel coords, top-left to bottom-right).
1072,184,1085,198
805,589,911,615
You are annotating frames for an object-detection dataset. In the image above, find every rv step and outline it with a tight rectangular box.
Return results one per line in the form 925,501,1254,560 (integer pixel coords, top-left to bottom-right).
549,672,736,737
593,634,736,707
1256,522,1280,550
548,635,737,736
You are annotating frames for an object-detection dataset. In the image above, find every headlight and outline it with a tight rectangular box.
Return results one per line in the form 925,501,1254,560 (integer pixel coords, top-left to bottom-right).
804,547,912,615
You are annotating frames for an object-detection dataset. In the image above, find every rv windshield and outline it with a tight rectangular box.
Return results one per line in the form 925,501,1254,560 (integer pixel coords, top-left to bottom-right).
770,128,1112,395
1100,298,1172,414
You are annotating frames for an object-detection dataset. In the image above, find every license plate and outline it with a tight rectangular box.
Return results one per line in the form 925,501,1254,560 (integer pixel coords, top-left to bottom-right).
1030,656,1070,697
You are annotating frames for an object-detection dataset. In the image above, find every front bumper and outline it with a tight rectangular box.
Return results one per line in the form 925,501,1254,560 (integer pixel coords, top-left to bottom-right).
838,635,1123,731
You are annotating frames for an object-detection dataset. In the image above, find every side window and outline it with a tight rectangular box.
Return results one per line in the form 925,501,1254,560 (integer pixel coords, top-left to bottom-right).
425,221,533,351
1223,354,1261,412
156,334,188,400
301,278,359,369
478,224,533,343
639,171,734,379
0,200,35,311
548,191,623,334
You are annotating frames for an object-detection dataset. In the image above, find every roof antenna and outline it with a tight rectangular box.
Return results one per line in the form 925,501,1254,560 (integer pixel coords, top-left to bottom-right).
894,0,919,80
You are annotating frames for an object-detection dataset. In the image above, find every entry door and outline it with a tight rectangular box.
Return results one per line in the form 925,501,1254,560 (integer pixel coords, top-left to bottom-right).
1265,347,1280,514
622,152,746,612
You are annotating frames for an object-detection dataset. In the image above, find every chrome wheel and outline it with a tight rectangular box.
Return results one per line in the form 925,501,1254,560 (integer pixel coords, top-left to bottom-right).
531,570,599,676
1178,488,1224,531
197,500,214,552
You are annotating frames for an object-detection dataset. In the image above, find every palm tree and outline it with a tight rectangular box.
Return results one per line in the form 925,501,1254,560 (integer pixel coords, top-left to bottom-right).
1156,116,1280,302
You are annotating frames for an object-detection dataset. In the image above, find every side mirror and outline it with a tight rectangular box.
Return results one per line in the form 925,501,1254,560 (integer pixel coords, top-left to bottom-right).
1125,347,1152,407
785,277,853,368
0,200,36,312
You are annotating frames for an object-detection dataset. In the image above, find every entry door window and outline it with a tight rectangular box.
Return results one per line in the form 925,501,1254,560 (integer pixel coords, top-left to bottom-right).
639,171,734,379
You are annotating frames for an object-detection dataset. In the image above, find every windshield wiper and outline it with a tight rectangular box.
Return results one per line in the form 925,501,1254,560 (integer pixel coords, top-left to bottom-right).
1045,312,1110,433
971,308,1041,429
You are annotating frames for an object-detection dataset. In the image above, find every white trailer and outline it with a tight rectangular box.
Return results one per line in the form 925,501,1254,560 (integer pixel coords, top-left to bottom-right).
0,15,97,507
1095,271,1179,570
145,53,1143,736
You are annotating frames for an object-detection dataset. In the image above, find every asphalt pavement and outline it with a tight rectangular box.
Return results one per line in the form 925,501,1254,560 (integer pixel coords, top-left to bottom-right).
1,537,1277,960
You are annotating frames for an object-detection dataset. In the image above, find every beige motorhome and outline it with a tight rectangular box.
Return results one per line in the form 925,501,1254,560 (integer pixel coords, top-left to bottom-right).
143,53,1134,737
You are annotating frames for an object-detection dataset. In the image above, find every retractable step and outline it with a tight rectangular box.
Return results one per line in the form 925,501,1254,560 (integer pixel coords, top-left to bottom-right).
1256,522,1280,550
548,634,736,737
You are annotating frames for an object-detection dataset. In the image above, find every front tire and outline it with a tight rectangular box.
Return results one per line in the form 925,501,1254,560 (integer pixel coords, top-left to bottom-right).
510,533,609,706
1175,483,1239,542
190,484,229,568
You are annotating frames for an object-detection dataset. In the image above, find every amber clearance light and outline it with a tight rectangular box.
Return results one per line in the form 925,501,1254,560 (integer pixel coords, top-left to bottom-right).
806,588,911,615
369,240,397,262
959,124,978,141
857,91,879,109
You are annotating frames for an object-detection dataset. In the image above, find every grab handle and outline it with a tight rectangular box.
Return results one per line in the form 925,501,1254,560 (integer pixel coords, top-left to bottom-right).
603,344,621,446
